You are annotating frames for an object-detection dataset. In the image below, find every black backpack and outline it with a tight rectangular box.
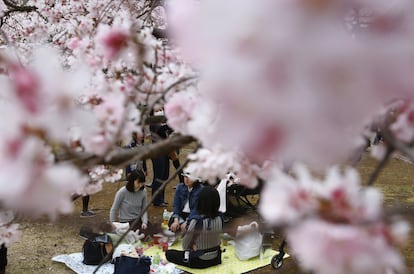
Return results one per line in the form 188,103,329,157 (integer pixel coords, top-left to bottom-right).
82,234,112,265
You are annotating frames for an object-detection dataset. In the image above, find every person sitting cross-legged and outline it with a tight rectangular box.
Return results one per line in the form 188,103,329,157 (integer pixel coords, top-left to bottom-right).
166,186,223,269
169,172,204,233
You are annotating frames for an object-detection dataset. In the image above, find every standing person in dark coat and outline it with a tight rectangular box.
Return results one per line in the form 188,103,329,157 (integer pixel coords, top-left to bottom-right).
149,107,185,206
125,132,147,177
150,121,171,207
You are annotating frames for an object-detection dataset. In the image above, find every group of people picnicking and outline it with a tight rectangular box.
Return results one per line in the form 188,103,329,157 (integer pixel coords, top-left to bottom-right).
109,167,223,269
104,108,226,269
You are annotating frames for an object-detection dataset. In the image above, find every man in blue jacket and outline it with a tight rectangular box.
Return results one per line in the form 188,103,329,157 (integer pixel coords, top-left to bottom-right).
169,172,204,233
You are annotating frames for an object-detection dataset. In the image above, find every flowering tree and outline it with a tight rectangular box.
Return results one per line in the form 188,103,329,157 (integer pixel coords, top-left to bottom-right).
0,0,413,273
0,0,195,242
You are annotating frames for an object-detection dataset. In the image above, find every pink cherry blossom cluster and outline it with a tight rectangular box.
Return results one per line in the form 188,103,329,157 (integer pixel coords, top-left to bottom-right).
260,165,382,225
259,164,410,273
0,48,92,221
166,0,414,167
88,165,123,188
0,210,20,247
184,148,261,188
287,218,409,274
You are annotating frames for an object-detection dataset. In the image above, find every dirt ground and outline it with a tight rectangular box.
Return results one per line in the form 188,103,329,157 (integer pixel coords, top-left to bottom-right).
5,149,414,274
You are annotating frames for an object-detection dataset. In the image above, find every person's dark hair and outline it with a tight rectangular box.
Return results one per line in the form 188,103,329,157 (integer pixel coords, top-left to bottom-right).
193,179,202,188
196,186,220,218
126,169,146,192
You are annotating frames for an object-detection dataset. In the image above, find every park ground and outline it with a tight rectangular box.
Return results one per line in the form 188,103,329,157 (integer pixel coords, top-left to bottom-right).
5,149,414,274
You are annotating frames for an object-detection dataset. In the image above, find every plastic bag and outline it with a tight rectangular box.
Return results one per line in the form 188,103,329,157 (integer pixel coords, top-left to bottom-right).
112,222,130,235
234,221,263,261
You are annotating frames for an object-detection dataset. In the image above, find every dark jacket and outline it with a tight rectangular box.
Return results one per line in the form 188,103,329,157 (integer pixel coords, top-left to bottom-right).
172,183,204,222
125,140,147,176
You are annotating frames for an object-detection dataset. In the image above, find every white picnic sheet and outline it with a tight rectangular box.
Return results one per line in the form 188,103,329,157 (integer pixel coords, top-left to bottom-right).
52,252,183,274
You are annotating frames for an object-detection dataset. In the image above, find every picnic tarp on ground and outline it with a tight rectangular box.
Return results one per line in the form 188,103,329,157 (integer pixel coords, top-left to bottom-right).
52,238,288,274
144,239,289,274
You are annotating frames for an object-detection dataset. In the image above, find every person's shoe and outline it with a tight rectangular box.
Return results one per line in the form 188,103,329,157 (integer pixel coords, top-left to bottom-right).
80,210,96,218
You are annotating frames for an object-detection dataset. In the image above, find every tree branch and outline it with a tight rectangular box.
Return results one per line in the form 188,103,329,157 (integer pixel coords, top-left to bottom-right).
55,134,197,170
365,145,393,186
364,121,398,186
0,1,38,27
152,27,167,39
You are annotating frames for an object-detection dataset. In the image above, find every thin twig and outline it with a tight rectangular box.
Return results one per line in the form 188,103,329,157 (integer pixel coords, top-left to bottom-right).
365,145,393,186
367,127,396,186
141,75,197,124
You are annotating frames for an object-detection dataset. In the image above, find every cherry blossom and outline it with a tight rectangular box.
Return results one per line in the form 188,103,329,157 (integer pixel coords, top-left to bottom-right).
390,106,414,144
286,219,408,274
166,0,414,168
184,148,259,187
88,165,123,186
259,164,319,225
99,29,130,61
164,90,197,133
0,137,88,218
0,210,20,247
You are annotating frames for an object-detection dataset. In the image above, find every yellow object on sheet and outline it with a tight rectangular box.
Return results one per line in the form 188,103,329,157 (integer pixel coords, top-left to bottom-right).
144,240,289,274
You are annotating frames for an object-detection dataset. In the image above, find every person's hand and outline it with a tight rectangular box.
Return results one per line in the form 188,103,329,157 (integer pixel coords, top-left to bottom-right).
170,220,180,232
141,223,147,230
169,151,178,161
180,221,187,233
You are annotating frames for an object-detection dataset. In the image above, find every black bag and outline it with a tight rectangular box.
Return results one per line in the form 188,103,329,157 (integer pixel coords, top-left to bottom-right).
113,255,151,274
82,234,112,265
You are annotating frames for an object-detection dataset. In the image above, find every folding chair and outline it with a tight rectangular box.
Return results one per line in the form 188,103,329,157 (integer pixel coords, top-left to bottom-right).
227,178,263,211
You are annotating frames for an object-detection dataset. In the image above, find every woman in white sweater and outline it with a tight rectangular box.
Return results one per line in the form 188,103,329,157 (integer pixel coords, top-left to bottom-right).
110,169,148,232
